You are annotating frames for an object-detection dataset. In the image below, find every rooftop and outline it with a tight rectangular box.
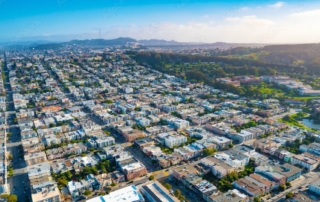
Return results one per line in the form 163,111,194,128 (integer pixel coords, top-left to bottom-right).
87,185,144,202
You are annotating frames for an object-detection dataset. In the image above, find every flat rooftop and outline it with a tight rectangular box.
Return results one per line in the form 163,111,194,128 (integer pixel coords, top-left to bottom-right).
139,181,179,202
87,185,144,202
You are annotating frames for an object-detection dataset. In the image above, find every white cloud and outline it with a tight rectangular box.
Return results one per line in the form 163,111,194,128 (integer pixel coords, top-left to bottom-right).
202,14,210,19
224,15,274,26
101,16,277,43
239,7,250,11
290,9,320,18
268,2,284,8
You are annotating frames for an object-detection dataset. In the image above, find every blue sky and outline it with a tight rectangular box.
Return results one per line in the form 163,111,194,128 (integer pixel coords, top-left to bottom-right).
1,0,320,43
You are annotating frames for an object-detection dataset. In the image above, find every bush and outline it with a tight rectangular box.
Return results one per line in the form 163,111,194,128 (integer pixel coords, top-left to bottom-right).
174,189,181,198
286,192,294,199
1,194,18,202
111,182,116,187
83,190,92,196
203,148,217,157
163,183,172,190
148,175,155,181
253,197,261,202
279,184,286,191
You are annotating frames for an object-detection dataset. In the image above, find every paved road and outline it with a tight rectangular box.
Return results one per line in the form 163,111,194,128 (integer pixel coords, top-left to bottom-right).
266,172,320,202
3,53,31,202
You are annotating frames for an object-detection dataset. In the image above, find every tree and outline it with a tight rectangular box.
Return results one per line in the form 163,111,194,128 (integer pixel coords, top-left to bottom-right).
253,197,261,202
0,194,9,199
101,167,107,174
163,183,172,190
65,171,72,179
178,195,186,201
57,178,68,187
285,182,291,187
279,184,286,191
81,153,87,157
174,189,181,198
148,175,155,181
7,195,18,202
1,194,18,202
203,148,217,157
228,144,234,148
83,190,92,196
286,192,294,199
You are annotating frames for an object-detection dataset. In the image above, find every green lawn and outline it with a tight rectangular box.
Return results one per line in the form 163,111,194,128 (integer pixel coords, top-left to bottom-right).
278,113,316,132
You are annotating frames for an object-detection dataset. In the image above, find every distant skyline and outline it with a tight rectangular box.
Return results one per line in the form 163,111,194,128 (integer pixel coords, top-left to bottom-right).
1,0,320,43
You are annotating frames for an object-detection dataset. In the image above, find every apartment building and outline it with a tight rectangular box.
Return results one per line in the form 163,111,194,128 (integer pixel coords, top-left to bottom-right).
27,162,52,186
31,184,61,202
24,152,47,166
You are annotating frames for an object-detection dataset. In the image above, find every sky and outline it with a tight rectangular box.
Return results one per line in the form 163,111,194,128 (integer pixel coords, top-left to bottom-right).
1,0,320,43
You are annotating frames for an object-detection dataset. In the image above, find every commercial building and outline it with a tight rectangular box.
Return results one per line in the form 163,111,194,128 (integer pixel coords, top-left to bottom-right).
117,156,148,180
87,185,144,202
138,181,179,202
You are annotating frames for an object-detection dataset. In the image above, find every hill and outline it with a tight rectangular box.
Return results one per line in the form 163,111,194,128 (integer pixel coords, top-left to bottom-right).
31,43,63,50
66,37,137,46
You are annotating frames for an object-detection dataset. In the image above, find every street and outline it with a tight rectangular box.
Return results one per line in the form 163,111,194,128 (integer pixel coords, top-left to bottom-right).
265,172,320,202
3,55,31,202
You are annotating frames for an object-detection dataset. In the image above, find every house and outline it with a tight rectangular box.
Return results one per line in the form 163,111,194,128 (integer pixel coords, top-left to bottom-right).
208,136,232,150
136,117,150,127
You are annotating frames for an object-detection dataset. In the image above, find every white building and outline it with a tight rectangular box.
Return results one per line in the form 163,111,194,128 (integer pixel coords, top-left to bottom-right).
87,185,144,202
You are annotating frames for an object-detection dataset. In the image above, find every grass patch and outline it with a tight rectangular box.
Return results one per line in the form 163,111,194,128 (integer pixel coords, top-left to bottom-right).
292,96,320,101
278,112,315,131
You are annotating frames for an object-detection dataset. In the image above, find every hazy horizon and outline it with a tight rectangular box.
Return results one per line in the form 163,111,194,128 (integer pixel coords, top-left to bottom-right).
2,0,320,44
